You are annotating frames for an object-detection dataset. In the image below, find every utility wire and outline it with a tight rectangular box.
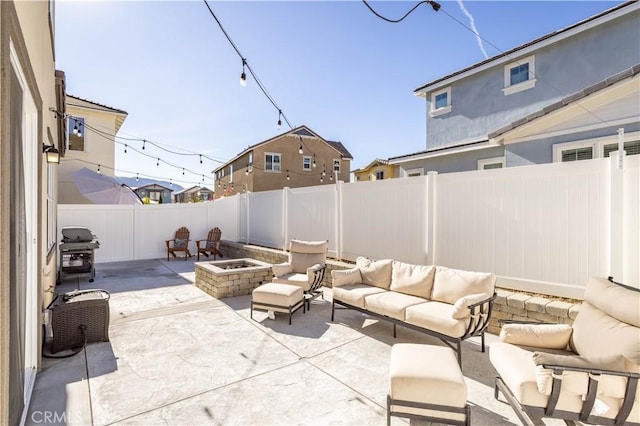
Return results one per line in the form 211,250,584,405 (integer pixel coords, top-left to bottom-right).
202,0,293,129
362,0,440,23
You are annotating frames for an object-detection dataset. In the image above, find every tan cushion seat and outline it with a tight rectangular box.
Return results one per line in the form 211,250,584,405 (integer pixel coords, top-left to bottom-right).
273,273,311,291
332,284,387,308
405,301,469,338
363,291,425,321
252,283,303,314
389,344,468,423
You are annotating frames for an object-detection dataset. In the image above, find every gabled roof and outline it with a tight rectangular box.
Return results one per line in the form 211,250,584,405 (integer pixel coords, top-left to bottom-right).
352,158,390,173
414,1,638,95
132,183,173,192
213,125,352,172
173,185,213,195
489,64,640,143
66,94,128,133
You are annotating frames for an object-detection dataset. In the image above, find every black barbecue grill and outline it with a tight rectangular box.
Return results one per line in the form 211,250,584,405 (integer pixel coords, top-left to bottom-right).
58,226,100,283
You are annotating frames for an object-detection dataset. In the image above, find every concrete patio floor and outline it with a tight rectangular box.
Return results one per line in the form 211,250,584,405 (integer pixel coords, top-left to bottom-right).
26,258,563,426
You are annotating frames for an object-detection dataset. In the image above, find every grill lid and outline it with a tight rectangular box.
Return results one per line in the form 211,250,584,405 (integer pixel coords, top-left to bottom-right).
61,226,96,243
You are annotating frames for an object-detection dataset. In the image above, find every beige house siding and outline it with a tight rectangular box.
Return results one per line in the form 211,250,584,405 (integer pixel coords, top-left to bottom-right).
58,95,127,204
1,0,60,422
354,163,396,182
214,129,352,198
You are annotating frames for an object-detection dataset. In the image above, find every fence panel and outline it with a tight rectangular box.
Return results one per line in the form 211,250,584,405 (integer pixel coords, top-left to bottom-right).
208,196,240,243
287,185,338,256
247,190,283,249
435,160,609,295
58,205,135,263
623,155,639,286
341,177,428,264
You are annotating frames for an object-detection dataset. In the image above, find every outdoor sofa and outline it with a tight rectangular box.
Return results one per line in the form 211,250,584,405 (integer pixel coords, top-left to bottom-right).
331,257,496,365
491,276,640,425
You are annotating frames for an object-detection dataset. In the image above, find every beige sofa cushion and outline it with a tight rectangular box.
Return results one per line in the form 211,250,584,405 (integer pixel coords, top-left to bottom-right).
289,240,327,273
583,276,640,327
273,273,310,291
363,291,425,321
451,293,491,319
404,302,468,338
431,267,495,304
332,284,386,308
331,268,362,287
500,323,573,350
356,257,393,290
272,263,293,277
390,261,435,299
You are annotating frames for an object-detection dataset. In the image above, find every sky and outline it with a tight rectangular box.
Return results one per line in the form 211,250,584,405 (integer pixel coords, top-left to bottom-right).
55,0,618,188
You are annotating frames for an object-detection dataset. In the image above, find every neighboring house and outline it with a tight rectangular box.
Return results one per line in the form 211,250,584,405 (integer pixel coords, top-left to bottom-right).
213,126,353,198
173,185,214,203
133,183,173,204
390,1,640,176
58,94,128,203
1,1,64,423
352,159,398,182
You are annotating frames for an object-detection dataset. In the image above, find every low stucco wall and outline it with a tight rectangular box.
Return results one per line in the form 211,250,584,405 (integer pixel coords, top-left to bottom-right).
219,241,582,334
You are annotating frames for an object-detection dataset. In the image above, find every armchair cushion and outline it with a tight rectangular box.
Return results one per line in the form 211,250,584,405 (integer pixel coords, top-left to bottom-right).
389,261,435,298
272,263,293,277
289,240,327,273
500,323,573,349
431,267,495,305
356,257,393,290
174,238,187,248
306,263,324,283
331,268,362,287
451,293,491,319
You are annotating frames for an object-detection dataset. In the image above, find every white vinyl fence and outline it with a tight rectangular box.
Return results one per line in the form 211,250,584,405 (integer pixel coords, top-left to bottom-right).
59,154,639,298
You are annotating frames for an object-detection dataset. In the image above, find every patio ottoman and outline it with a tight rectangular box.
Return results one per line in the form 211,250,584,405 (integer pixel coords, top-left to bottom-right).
388,344,470,426
251,283,305,325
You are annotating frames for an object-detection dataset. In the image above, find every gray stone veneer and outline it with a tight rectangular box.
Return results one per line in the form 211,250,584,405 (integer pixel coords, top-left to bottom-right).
219,241,582,334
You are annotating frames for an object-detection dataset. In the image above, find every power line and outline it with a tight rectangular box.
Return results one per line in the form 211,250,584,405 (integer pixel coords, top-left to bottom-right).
362,0,441,23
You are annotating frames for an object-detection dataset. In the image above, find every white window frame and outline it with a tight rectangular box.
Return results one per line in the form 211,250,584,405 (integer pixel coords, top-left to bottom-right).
405,168,423,177
67,116,86,152
552,132,640,163
477,156,505,170
265,152,281,172
229,164,233,183
333,159,341,173
503,55,536,95
302,155,312,170
429,86,452,117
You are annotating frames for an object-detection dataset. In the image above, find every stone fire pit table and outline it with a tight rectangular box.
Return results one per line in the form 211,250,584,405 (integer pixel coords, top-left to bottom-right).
195,258,274,299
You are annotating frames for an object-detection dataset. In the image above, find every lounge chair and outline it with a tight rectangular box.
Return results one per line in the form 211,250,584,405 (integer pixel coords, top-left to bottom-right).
197,227,222,261
165,226,191,261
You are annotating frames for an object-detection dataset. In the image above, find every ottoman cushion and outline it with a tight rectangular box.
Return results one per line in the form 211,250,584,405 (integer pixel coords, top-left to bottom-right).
389,344,467,423
252,283,303,313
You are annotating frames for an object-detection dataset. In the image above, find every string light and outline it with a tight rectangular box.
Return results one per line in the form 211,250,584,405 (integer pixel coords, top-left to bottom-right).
298,137,303,155
199,154,203,164
240,58,247,87
320,173,323,183
124,144,128,153
277,110,282,130
312,154,317,168
142,139,146,150
169,179,173,187
136,173,139,181
322,165,326,176
361,0,440,23
286,170,290,180
182,168,185,175
156,158,160,166
97,164,101,174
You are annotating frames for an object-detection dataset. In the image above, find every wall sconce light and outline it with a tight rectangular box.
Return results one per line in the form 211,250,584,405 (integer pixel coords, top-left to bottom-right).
42,143,60,164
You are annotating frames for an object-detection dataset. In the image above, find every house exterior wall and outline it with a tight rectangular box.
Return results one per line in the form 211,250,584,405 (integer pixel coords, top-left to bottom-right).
58,101,121,203
0,0,59,422
397,145,505,176
215,134,351,198
354,164,396,181
423,8,640,151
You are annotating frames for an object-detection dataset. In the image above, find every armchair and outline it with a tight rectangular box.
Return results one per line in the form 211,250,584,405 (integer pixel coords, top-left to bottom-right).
272,239,328,310
165,227,192,261
490,277,640,426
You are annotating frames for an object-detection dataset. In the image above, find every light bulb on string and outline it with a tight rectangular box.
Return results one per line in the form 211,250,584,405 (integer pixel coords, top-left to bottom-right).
136,173,139,182
298,140,303,155
286,170,290,181
320,173,323,183
156,158,160,166
72,123,78,135
322,166,326,177
202,174,205,183
124,144,128,153
240,58,247,87
312,155,317,168
142,139,146,150
199,154,203,164
77,124,82,138
182,168,185,175
169,179,173,187
97,164,101,174
277,110,282,130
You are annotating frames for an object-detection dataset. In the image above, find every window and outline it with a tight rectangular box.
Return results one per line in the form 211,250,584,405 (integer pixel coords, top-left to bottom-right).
333,159,341,173
552,134,640,163
265,153,281,172
562,147,593,162
503,55,536,95
67,116,85,151
430,86,452,117
604,140,640,157
478,157,505,170
375,171,384,180
302,156,312,170
406,168,423,177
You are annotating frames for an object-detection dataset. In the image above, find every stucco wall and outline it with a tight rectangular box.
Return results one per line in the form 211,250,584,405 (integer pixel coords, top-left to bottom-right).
424,10,640,150
397,145,505,176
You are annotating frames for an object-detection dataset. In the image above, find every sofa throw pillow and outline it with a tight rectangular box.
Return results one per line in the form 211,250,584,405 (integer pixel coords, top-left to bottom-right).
451,293,490,319
174,238,187,249
356,257,393,289
331,268,362,287
390,261,435,298
500,323,573,349
431,266,495,305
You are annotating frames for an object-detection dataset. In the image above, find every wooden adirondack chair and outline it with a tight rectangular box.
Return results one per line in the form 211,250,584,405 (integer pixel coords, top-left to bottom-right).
197,227,222,261
166,227,191,261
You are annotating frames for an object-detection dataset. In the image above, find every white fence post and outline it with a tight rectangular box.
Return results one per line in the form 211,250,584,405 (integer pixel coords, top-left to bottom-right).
282,187,289,251
426,172,438,265
335,180,343,260
608,151,625,281
245,193,250,244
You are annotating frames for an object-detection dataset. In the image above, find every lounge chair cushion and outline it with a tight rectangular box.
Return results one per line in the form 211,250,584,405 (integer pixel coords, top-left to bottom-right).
389,261,435,298
331,268,362,287
363,291,425,321
500,323,573,349
289,240,327,273
332,284,387,308
451,293,491,319
431,267,495,305
356,257,393,290
174,238,187,248
272,263,294,278
583,276,640,327
404,301,468,338
273,273,310,291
